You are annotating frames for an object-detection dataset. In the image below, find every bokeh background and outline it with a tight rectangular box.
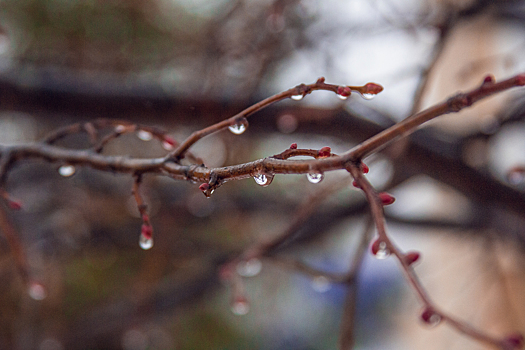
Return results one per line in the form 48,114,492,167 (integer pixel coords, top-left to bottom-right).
1,0,525,349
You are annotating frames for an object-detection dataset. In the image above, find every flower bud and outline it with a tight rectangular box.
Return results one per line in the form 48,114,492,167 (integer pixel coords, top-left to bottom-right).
290,143,298,149
404,251,420,266
318,146,331,158
378,192,395,205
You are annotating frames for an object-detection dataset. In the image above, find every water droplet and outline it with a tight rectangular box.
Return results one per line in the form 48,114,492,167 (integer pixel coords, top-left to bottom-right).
359,93,376,100
337,94,348,100
137,130,153,141
162,140,174,150
311,276,331,293
291,94,304,101
236,259,262,277
306,173,324,184
58,165,76,177
421,308,442,326
254,174,269,186
28,282,47,300
115,125,126,133
228,123,246,135
427,313,442,326
372,241,390,259
139,234,153,250
508,168,525,185
231,299,250,315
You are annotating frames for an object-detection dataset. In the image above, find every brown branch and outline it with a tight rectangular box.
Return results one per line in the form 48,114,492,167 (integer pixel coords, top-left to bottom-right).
167,78,382,160
346,163,522,349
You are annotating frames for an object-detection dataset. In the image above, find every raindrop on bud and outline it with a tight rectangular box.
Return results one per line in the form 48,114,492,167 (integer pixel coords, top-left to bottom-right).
254,174,272,186
28,282,47,300
291,94,304,101
311,276,331,293
58,165,76,177
231,297,250,315
139,234,153,250
359,92,376,100
137,130,153,141
337,94,348,100
236,259,262,277
306,173,324,184
162,137,176,150
115,125,126,133
371,239,390,259
420,307,442,326
228,123,246,135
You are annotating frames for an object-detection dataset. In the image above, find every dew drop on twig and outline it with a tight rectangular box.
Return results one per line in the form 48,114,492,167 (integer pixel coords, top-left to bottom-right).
336,94,348,100
311,276,331,293
28,282,47,300
359,92,376,100
228,123,246,135
372,240,391,259
162,140,175,151
306,173,324,184
236,259,262,277
254,174,269,186
231,299,250,315
139,234,153,250
137,130,153,141
58,165,76,177
291,94,304,101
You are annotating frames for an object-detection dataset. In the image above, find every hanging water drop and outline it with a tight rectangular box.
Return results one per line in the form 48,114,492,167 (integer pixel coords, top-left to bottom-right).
139,234,153,250
371,240,390,259
421,308,442,327
311,276,331,293
306,173,324,184
236,259,262,277
228,123,246,135
359,93,376,100
231,298,250,315
58,165,76,177
162,140,175,151
337,94,348,100
28,282,47,300
291,94,304,101
254,174,268,186
137,130,153,141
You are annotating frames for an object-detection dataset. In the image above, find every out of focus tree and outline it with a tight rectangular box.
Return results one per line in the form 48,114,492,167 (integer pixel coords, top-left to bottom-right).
0,1,525,349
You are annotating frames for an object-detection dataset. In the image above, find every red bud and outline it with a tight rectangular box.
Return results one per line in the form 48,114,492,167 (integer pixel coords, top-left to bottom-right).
483,75,495,84
504,333,524,349
318,146,331,158
361,162,369,174
290,143,298,149
141,224,153,240
363,83,383,94
352,180,361,189
8,200,22,210
420,307,441,326
199,183,210,191
378,192,395,205
404,251,420,266
336,86,351,97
